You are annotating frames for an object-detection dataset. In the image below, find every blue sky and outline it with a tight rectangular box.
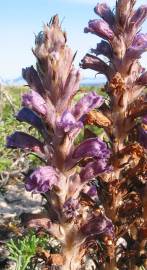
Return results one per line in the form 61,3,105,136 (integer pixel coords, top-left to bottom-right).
0,0,147,80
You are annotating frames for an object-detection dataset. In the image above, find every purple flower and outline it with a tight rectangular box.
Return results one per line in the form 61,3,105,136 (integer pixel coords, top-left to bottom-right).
25,166,59,193
94,3,114,26
129,5,147,33
91,40,113,59
16,107,44,131
6,132,44,154
127,34,147,59
22,66,45,95
80,214,114,237
84,19,114,40
22,90,47,116
80,159,110,183
63,198,78,219
73,137,110,160
57,110,83,133
80,54,112,80
72,92,103,120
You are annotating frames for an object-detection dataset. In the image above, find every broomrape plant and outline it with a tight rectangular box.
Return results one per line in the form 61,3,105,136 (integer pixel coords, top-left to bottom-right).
7,0,147,269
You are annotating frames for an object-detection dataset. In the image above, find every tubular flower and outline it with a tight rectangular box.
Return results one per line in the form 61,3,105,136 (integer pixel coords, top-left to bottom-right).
16,107,44,131
94,3,115,26
84,19,114,40
6,131,45,155
7,15,110,270
91,40,113,59
72,91,104,120
80,213,114,237
82,0,147,269
22,90,48,116
72,137,110,160
25,166,59,193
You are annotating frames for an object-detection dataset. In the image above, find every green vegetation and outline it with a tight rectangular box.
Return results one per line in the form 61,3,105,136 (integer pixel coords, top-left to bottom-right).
7,230,49,270
0,85,104,174
0,86,42,174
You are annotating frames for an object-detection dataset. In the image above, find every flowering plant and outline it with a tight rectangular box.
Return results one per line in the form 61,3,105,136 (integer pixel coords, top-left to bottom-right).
7,0,147,269
7,15,112,269
81,0,147,269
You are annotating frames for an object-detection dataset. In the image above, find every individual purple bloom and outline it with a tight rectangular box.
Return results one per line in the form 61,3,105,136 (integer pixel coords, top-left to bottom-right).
80,159,110,183
63,198,78,219
6,131,44,154
80,214,114,237
72,137,110,160
91,40,113,59
16,107,44,131
80,54,112,80
72,92,103,120
94,3,115,26
22,90,47,116
127,34,147,59
129,5,147,33
132,33,147,49
84,19,114,40
22,66,45,95
57,110,83,133
25,166,59,193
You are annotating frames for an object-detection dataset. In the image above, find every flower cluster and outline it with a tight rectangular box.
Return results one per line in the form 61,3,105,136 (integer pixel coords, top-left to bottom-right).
7,16,112,269
7,0,147,268
81,0,147,269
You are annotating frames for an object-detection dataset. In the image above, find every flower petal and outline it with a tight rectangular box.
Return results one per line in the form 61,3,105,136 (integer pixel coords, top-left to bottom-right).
25,166,59,193
84,19,114,40
16,107,44,131
80,54,112,80
57,110,83,133
80,159,110,182
22,90,47,116
22,66,45,95
129,5,147,33
72,92,103,120
127,33,147,59
94,3,114,26
91,40,113,59
6,131,44,154
73,137,110,160
80,214,114,237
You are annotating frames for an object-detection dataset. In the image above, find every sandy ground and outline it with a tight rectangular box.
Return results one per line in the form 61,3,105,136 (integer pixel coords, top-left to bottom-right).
0,181,42,269
0,182,42,220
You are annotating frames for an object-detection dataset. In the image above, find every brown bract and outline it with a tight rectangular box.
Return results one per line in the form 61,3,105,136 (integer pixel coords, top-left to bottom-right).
86,110,111,127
